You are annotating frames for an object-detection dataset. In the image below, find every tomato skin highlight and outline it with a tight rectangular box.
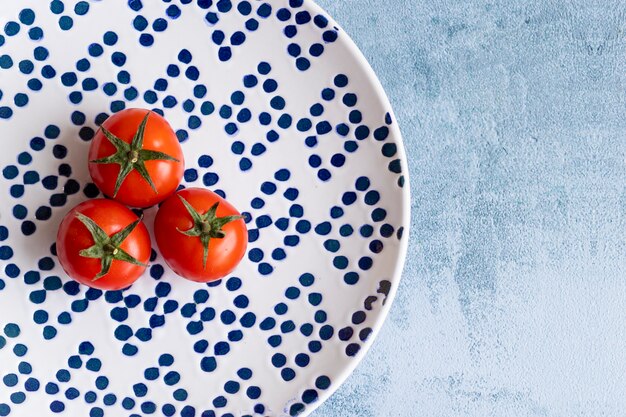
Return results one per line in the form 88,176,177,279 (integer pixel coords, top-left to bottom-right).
88,108,185,208
154,188,248,282
56,199,151,290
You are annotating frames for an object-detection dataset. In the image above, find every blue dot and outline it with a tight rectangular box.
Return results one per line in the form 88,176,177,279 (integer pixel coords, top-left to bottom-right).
173,389,187,401
0,246,13,261
200,357,217,372
202,172,219,186
0,55,13,69
85,358,102,372
185,66,199,80
166,5,181,18
57,310,72,324
275,303,288,315
322,29,339,42
0,107,13,119
281,320,296,333
78,341,94,355
246,17,259,30
133,15,148,31
193,340,208,354
214,341,230,355
87,43,103,58
231,31,245,45
260,317,276,331
84,391,97,404
25,377,40,392
133,383,148,397
246,386,261,399
114,325,133,341
19,60,34,74
3,374,17,387
277,7,291,20
75,2,89,15
188,116,201,129
95,376,109,390
28,27,43,40
50,401,65,413
103,31,118,45
61,72,78,87
281,368,296,382
190,85,207,100
315,310,327,323
4,323,20,338
212,30,225,45
287,43,301,57
164,371,180,386
307,135,319,147
218,46,232,61
136,327,153,341
144,265,163,282
228,330,243,342
122,397,135,410
272,353,286,368
309,293,323,307
271,96,286,110
268,335,282,347
277,114,292,128
111,52,126,67
220,310,236,325
44,383,59,395
162,404,175,416
59,16,73,30
342,191,357,205
317,169,332,181
7,267,23,283
18,362,32,374
284,24,297,38
90,407,104,417
258,263,273,275
28,78,43,91
239,312,256,328
123,295,141,309
21,220,37,236
103,394,117,406
19,9,36,25
158,354,174,367
17,152,33,165
371,207,387,222
149,315,165,328
300,323,313,336
310,43,324,57
349,110,362,124
10,185,24,198
296,57,310,71
185,320,202,335
306,340,322,353
285,287,300,300
69,91,82,103
5,22,20,36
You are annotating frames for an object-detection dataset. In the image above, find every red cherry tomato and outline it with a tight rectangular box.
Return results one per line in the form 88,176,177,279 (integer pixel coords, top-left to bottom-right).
88,108,184,208
154,188,248,282
56,199,151,290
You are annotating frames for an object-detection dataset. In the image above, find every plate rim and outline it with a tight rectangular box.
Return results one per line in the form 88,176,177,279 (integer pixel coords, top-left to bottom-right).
299,1,411,415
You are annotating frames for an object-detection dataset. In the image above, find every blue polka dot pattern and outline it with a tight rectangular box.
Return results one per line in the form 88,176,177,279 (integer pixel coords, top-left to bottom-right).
0,0,407,415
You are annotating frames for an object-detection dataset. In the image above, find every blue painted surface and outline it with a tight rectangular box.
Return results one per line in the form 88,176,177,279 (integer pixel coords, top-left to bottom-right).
314,0,626,415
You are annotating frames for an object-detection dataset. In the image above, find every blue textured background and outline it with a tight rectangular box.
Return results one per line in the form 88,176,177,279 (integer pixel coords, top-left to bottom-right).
314,0,626,415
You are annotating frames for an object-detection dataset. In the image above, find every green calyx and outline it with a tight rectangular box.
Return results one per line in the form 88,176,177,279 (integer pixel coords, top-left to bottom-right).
90,111,180,197
75,212,148,281
176,195,242,269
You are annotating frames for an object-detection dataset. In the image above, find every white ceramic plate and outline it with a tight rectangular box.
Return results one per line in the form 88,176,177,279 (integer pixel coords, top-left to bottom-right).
0,0,409,416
